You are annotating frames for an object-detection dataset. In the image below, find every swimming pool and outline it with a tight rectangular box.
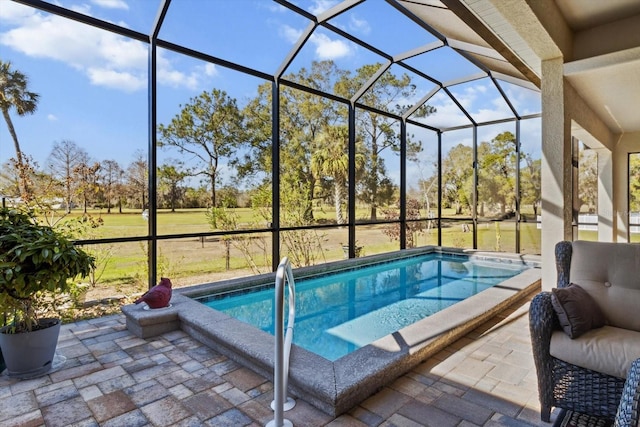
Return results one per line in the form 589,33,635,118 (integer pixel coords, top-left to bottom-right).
198,253,528,361
123,246,541,416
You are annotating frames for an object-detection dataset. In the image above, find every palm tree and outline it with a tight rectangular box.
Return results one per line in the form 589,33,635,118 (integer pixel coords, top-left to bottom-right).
0,60,39,200
311,125,364,225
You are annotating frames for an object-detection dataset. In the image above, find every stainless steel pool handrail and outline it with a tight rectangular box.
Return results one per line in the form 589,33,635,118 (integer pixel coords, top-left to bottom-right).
267,257,296,427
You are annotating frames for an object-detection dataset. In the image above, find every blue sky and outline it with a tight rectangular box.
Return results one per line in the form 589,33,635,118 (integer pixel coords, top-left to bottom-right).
0,0,541,186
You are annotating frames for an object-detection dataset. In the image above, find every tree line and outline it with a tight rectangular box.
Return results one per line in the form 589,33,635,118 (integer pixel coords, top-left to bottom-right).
2,58,546,227
427,132,542,219
2,59,435,219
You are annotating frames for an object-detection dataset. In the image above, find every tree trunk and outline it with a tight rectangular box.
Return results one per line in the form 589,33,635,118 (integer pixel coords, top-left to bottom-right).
304,201,314,223
2,109,30,200
305,170,315,223
334,178,345,225
210,162,217,208
370,128,379,221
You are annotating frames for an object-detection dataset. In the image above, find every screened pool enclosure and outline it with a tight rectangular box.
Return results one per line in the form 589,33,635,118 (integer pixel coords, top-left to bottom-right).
0,0,542,290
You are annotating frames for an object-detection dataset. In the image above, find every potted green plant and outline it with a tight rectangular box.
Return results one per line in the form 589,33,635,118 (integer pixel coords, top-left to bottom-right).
0,207,95,378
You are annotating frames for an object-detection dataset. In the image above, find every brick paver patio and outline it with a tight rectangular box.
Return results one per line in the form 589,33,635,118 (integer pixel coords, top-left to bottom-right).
0,297,559,426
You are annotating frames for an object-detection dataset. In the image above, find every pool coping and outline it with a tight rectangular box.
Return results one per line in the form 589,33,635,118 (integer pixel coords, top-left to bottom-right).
122,247,541,416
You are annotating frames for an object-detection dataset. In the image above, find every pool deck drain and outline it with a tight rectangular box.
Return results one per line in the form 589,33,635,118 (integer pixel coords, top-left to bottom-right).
123,248,541,416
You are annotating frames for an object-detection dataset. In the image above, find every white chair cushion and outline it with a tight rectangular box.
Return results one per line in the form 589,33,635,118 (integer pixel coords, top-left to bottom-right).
550,325,640,379
570,241,640,331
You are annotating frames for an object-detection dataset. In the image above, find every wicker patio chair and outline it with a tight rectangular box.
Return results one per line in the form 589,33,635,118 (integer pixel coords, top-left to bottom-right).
614,358,640,427
529,241,627,422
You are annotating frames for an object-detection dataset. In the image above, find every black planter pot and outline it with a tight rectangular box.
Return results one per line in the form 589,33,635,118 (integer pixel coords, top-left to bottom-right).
0,318,61,379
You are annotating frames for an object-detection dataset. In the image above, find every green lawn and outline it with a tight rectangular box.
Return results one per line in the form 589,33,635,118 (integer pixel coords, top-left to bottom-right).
58,206,543,298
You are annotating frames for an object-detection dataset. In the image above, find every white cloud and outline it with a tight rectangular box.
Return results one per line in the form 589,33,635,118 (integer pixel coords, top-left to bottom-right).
449,84,485,110
468,98,514,123
203,63,217,77
91,0,129,10
0,3,215,92
68,3,96,16
309,32,351,60
503,85,541,116
350,15,370,35
308,0,339,15
491,94,509,110
47,114,58,121
0,0,34,24
280,24,302,44
87,67,145,92
475,108,511,123
466,92,516,123
441,83,516,124
155,52,215,90
425,91,471,128
1,13,148,90
280,23,353,61
157,67,199,90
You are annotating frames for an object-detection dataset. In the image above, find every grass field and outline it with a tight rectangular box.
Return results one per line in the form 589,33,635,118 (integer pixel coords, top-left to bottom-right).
57,206,548,300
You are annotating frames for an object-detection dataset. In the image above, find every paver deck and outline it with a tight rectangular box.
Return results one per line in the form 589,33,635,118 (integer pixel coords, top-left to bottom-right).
0,297,559,426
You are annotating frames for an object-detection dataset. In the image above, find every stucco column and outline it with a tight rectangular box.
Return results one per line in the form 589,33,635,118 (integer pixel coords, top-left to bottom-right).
541,58,572,290
596,148,614,241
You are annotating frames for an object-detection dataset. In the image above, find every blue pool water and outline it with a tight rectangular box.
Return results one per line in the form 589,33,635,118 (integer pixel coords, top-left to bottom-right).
198,253,527,361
